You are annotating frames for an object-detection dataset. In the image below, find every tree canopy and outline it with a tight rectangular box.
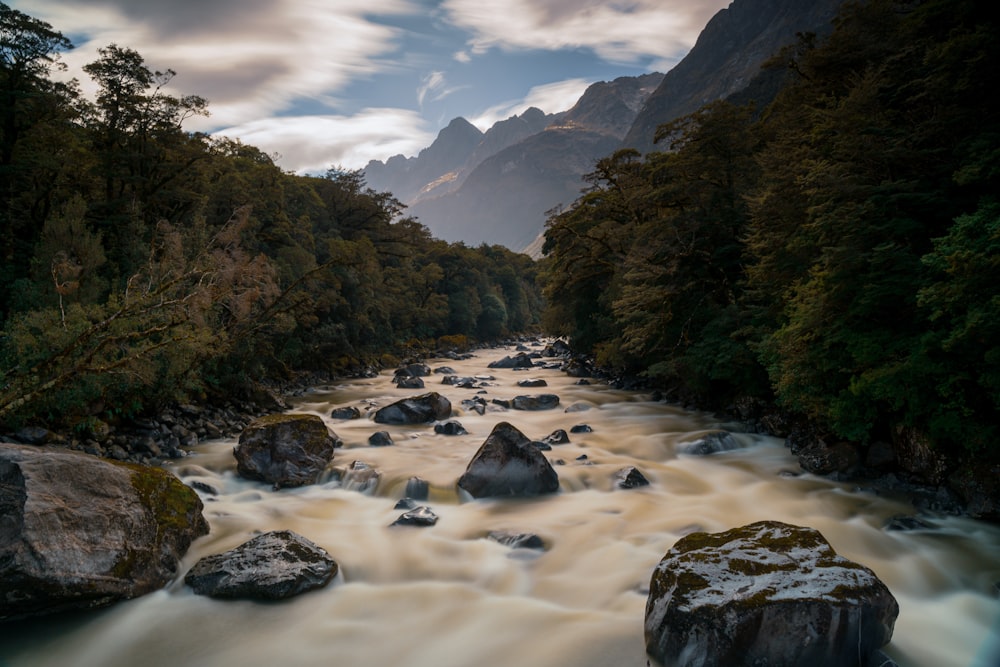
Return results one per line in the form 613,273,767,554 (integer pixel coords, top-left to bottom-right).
0,6,542,429
542,0,999,460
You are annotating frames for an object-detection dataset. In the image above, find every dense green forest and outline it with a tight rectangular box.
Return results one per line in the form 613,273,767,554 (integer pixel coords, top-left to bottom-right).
3,0,997,473
0,3,541,429
542,0,999,460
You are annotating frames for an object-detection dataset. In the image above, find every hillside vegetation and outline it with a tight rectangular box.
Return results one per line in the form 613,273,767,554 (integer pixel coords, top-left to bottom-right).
0,3,541,430
542,0,999,462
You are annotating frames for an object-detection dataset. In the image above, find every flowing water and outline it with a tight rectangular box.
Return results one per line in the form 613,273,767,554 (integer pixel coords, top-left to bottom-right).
3,343,1000,667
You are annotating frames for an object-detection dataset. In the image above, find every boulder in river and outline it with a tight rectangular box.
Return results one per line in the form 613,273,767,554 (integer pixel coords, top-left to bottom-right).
368,431,394,447
330,406,361,420
395,363,432,378
373,392,452,425
395,375,425,389
487,352,534,369
390,506,439,527
234,413,340,488
435,420,468,436
516,378,548,388
457,422,560,499
644,520,898,667
511,394,560,411
614,466,650,489
0,443,208,621
185,530,337,600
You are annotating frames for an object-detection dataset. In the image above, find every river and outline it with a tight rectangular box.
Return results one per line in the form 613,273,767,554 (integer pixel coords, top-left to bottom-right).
2,342,999,667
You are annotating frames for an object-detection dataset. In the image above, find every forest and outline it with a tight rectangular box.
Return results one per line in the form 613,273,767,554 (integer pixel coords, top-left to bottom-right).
2,0,998,473
542,0,999,462
0,2,542,430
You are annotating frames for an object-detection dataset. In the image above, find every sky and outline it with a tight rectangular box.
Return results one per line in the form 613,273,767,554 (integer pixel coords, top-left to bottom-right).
10,0,731,173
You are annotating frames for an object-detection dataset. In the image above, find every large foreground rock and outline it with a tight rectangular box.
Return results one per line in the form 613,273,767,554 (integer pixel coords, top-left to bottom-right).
185,530,337,600
234,413,339,487
0,444,208,621
373,392,452,425
457,422,560,498
645,521,898,667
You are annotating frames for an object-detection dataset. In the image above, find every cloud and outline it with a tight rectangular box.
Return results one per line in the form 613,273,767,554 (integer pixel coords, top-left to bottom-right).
17,0,417,128
417,71,446,107
214,109,436,173
469,77,591,130
442,0,727,68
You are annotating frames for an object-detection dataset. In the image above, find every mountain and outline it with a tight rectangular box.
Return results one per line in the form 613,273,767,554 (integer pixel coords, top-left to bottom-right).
623,0,845,152
404,73,663,249
363,116,483,203
362,0,847,253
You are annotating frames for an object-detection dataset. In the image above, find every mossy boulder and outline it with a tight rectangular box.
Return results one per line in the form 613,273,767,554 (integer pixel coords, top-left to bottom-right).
234,413,340,487
644,521,898,667
457,422,560,498
0,443,208,621
185,530,337,600
373,392,452,425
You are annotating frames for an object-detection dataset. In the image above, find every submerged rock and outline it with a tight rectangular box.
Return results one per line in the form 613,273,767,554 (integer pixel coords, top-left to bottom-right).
373,392,452,425
517,378,548,388
487,530,545,550
677,430,743,456
185,530,337,600
457,422,560,499
644,520,898,667
340,460,381,494
0,444,208,621
404,476,430,500
234,414,340,487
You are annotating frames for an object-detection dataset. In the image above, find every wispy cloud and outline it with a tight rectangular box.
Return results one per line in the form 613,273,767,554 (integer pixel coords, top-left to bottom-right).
19,0,416,129
442,0,726,68
214,109,436,173
469,78,592,130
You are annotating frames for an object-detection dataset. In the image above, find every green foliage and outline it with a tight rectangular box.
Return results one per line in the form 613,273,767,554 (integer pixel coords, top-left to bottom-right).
0,11,543,428
542,0,1000,459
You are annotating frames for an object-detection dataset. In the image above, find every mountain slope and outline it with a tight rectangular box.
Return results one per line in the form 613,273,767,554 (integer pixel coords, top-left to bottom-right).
405,73,663,249
623,0,845,152
364,0,847,253
407,128,621,250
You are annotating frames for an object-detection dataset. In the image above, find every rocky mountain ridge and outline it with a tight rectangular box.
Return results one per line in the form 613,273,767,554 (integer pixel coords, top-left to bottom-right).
362,0,847,253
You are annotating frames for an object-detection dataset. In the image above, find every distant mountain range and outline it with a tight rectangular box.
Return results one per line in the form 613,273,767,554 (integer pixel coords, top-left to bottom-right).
362,0,845,255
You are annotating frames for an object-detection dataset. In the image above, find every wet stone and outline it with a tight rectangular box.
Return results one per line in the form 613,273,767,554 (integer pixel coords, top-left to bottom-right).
404,476,429,500
487,531,545,550
614,466,650,489
570,424,593,434
368,431,394,447
185,530,337,600
434,421,468,436
331,406,361,420
541,429,570,446
391,506,439,527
